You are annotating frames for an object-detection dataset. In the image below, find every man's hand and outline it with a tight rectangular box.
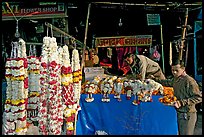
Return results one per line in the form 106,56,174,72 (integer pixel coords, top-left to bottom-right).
173,100,181,108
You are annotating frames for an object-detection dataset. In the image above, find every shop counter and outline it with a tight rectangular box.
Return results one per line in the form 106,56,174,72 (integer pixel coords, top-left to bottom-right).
76,94,178,135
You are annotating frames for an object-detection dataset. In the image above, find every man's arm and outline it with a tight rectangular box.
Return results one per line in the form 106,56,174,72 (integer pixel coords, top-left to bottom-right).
153,77,174,87
180,79,202,106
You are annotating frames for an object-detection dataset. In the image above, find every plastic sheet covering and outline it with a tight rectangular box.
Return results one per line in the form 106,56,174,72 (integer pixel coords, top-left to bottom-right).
76,94,178,135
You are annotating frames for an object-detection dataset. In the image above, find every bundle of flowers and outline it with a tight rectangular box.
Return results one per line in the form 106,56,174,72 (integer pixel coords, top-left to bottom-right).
61,45,74,107
71,48,82,107
27,55,40,122
38,36,50,135
3,38,28,135
113,77,124,101
159,87,177,105
63,108,76,135
71,48,82,134
38,37,63,135
100,76,117,102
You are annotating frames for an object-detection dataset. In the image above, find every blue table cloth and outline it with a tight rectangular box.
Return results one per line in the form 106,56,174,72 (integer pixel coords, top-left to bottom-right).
76,94,178,135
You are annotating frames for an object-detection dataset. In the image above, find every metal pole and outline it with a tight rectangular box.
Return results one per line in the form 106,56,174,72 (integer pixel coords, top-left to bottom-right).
160,24,165,74
81,3,91,69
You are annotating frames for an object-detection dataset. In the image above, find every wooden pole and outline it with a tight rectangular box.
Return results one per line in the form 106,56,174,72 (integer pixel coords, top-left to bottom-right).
74,3,92,135
44,22,84,47
179,8,188,62
169,41,172,65
81,3,92,70
160,24,165,74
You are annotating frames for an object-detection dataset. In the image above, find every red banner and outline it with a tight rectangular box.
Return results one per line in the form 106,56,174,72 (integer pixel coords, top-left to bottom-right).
95,35,152,47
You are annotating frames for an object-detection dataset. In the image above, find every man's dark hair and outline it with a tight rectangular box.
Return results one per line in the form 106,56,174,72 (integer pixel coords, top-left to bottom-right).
172,59,185,68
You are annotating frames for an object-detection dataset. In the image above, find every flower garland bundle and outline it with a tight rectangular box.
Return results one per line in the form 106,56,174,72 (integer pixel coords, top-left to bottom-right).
3,38,28,135
100,76,117,102
39,37,63,135
113,78,123,101
27,51,40,122
71,49,82,107
132,79,143,105
61,45,77,135
61,45,74,107
71,48,82,134
38,36,50,135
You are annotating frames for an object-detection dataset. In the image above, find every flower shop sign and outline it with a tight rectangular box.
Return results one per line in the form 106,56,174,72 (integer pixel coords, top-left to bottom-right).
2,2,66,20
95,35,152,47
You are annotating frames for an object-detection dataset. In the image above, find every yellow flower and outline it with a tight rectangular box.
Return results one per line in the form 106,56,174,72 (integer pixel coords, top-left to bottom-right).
11,99,25,105
73,72,79,77
73,77,79,83
15,128,23,133
62,82,69,86
71,109,76,114
11,76,24,81
5,99,11,104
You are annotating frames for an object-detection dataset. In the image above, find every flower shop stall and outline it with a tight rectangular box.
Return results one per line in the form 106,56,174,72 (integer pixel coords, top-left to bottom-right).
2,21,83,135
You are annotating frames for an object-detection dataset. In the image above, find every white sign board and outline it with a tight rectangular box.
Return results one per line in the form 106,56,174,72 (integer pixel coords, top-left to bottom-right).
147,14,161,25
84,67,105,81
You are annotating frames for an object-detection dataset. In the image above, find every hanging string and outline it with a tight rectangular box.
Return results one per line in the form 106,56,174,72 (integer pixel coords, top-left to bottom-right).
72,38,76,49
5,2,17,21
60,34,63,47
10,42,14,58
29,45,32,56
33,45,36,56
51,24,53,38
11,42,18,58
47,26,49,37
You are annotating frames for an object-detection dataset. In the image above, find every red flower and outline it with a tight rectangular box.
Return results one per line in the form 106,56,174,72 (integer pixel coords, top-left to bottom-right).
40,125,46,131
50,73,57,77
23,59,28,68
67,67,72,73
41,62,47,69
49,80,57,85
52,85,57,90
24,77,28,89
40,108,46,113
50,61,57,68
42,100,46,107
67,130,74,135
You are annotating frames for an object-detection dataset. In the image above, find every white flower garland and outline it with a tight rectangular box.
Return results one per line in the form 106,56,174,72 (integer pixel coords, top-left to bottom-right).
39,37,63,135
27,54,40,122
3,38,28,135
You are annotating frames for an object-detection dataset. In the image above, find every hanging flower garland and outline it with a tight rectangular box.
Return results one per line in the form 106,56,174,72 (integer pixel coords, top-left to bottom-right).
27,45,40,122
71,48,82,134
61,45,77,135
38,36,50,135
39,37,63,135
3,38,28,135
